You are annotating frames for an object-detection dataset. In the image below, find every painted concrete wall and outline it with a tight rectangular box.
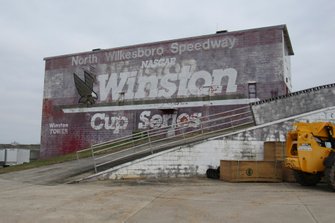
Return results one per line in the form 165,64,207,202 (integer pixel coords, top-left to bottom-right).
41,25,293,158
99,140,264,180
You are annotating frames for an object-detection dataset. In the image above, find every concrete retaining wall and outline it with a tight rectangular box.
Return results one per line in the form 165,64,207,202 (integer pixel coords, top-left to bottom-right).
223,106,335,142
100,140,263,180
251,84,335,125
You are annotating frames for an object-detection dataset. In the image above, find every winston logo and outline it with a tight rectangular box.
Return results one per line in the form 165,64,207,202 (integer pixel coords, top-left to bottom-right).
73,70,98,105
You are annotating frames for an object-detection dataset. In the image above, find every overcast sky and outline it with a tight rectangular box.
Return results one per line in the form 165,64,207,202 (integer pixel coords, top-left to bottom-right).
0,0,334,144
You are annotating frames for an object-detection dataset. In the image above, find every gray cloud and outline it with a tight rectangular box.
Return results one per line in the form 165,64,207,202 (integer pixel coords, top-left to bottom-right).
0,0,334,143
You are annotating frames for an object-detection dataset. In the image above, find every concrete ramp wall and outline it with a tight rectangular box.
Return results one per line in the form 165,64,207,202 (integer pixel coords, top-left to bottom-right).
251,83,335,125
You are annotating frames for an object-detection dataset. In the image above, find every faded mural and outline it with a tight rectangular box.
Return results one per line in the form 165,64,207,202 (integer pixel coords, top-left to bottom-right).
41,25,292,157
73,69,98,105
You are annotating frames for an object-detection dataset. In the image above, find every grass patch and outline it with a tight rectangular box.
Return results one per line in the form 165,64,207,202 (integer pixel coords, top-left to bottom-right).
0,150,93,175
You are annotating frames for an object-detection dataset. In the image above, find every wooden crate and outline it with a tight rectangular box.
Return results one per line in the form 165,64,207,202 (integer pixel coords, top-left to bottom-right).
220,160,283,182
263,142,285,161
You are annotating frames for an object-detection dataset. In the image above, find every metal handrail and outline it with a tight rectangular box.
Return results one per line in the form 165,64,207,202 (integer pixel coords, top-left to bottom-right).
94,115,253,162
76,106,250,157
94,120,254,169
75,105,254,172
93,109,252,157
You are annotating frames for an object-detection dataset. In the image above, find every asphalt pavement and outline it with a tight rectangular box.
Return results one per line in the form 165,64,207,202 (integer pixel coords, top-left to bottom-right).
0,176,334,223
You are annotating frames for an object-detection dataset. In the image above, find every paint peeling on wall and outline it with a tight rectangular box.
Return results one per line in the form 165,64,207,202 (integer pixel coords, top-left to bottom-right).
41,25,292,158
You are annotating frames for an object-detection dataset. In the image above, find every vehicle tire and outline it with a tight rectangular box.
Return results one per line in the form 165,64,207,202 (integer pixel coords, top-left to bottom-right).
206,168,219,179
293,170,321,186
325,164,335,191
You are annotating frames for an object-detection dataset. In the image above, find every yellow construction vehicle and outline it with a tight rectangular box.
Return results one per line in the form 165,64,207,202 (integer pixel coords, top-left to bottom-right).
285,122,335,190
